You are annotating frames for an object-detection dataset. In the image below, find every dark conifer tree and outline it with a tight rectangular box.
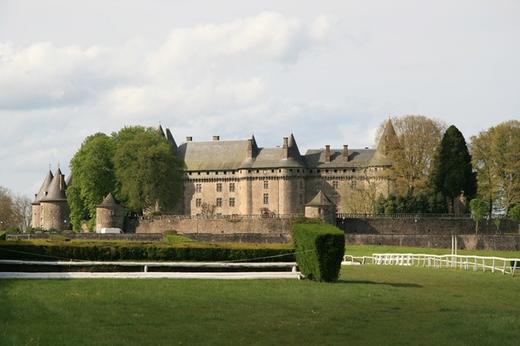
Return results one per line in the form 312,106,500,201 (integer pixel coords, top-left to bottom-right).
430,125,477,212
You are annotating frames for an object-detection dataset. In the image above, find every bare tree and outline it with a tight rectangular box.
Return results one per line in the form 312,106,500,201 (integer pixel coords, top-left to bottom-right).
376,115,446,195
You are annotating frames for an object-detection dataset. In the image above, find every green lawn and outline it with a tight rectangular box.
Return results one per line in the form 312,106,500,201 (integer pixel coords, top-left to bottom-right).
1,266,520,345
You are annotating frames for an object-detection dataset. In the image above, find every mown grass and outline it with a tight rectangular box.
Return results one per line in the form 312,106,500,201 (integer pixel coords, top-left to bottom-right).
1,266,519,346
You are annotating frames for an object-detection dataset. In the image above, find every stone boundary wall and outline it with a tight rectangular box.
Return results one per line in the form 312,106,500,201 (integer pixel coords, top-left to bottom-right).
133,217,293,240
6,233,163,242
338,217,520,235
183,233,290,244
346,234,520,251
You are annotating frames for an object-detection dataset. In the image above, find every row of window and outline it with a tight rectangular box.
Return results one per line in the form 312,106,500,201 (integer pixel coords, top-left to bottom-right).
195,194,270,208
188,168,366,176
195,180,347,193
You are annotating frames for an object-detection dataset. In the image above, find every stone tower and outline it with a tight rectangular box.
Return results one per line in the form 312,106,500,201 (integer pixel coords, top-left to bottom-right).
96,193,126,232
31,170,54,229
305,190,336,224
39,168,70,231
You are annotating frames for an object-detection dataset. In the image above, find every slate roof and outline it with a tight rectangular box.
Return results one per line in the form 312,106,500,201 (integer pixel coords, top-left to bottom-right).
177,140,253,171
306,190,333,206
98,193,120,208
304,148,383,168
40,168,67,202
32,170,54,204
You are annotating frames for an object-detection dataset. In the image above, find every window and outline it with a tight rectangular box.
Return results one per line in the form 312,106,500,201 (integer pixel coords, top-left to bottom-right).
332,181,339,189
195,198,202,207
229,198,235,207
216,183,222,192
229,183,235,192
263,180,269,189
216,198,222,207
263,193,269,205
195,183,202,193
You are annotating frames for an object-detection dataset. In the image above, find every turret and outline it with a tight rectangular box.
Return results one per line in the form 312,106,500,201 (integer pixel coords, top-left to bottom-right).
96,193,126,232
39,168,70,231
31,170,54,228
376,118,400,156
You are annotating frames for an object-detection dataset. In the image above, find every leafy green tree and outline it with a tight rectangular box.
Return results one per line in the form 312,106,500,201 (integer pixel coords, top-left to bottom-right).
471,120,520,215
509,205,520,222
112,127,183,214
470,198,489,234
68,133,116,230
431,125,477,212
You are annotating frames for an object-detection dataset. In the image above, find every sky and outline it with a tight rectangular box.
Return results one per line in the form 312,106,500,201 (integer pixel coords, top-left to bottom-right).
0,0,519,197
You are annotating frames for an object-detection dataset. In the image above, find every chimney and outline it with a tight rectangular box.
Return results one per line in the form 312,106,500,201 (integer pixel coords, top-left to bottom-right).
213,135,220,141
247,139,253,159
186,136,192,142
325,145,331,162
282,137,289,159
343,145,349,161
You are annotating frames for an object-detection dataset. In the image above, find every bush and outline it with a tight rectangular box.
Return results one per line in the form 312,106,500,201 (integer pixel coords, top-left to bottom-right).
292,223,345,282
0,241,295,262
0,232,6,241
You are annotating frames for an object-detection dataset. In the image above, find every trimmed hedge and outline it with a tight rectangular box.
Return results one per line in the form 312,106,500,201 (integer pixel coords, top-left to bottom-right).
293,223,345,282
0,241,295,262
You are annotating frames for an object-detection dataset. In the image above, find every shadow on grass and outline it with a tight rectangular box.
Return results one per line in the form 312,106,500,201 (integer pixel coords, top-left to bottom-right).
337,279,422,288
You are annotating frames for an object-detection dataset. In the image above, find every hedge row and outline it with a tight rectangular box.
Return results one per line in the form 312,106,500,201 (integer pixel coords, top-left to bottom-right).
293,223,345,282
0,241,295,262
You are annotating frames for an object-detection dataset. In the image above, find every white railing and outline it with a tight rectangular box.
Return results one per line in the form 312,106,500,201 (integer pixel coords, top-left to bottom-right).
343,253,520,276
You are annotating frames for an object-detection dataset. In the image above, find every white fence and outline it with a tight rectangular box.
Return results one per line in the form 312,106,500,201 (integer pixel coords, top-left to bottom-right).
0,260,301,280
344,253,520,276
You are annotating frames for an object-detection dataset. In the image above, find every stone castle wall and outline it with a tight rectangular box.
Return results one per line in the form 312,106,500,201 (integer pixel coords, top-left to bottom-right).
337,217,520,235
132,216,293,240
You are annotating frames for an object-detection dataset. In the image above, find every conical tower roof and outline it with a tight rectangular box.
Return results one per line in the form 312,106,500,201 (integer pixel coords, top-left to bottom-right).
306,190,333,206
376,118,400,155
32,170,54,204
165,128,178,151
40,168,67,202
98,193,120,208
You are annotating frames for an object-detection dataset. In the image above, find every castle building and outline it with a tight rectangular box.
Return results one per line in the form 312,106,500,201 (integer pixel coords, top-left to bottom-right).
170,119,397,216
31,168,70,230
33,120,398,230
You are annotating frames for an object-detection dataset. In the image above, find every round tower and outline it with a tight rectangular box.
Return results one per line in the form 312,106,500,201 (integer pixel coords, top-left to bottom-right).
31,170,54,229
96,193,126,232
39,168,70,231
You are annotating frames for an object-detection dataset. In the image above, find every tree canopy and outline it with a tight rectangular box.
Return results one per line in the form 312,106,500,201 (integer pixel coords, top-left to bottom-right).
471,120,520,215
430,125,476,211
376,115,445,195
68,126,183,231
112,126,183,213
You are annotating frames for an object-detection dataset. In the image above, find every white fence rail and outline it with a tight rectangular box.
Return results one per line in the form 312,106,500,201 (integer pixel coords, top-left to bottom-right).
343,253,520,276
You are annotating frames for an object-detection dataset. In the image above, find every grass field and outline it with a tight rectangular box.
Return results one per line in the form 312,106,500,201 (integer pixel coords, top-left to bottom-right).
2,266,520,345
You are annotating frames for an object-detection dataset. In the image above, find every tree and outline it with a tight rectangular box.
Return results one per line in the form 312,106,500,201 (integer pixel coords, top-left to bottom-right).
68,133,116,230
112,126,184,214
431,125,477,212
0,187,31,231
470,198,489,234
471,120,520,215
376,115,445,195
